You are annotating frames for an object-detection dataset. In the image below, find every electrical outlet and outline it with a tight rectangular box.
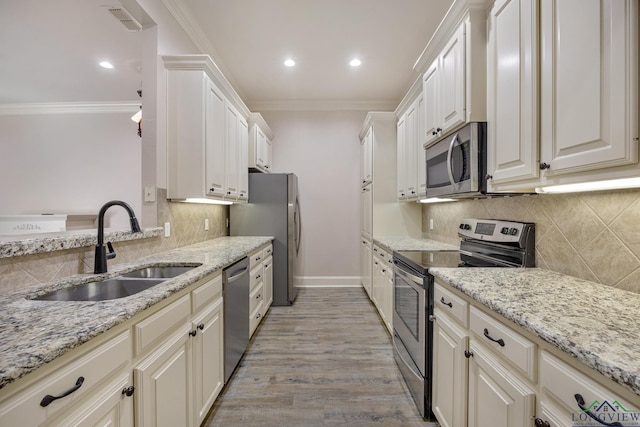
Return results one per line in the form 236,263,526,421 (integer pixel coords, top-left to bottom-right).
164,222,171,237
204,218,209,231
144,186,156,202
429,218,434,230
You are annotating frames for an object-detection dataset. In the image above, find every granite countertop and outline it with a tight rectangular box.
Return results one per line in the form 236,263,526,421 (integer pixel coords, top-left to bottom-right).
373,236,458,253
429,267,640,398
0,236,272,390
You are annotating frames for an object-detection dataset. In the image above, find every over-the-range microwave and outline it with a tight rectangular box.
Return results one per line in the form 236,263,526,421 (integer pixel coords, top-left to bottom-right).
424,122,487,199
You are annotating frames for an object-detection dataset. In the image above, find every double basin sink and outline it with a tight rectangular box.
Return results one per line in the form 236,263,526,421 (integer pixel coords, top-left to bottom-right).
33,265,201,302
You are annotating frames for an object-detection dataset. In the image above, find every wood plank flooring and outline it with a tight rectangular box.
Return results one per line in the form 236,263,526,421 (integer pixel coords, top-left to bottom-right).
202,287,434,426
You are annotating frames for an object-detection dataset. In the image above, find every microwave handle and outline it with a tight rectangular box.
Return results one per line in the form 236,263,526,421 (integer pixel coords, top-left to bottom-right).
446,132,461,189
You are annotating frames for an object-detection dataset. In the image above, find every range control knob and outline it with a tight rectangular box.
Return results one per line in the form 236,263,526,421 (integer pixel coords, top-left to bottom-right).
460,223,471,230
509,228,519,236
500,227,509,235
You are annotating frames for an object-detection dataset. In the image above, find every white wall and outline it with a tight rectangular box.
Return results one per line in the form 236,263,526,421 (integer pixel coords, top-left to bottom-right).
262,110,366,286
0,113,141,229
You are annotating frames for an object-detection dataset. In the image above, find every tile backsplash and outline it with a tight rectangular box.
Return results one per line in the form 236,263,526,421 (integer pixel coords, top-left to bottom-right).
0,188,228,295
422,188,640,294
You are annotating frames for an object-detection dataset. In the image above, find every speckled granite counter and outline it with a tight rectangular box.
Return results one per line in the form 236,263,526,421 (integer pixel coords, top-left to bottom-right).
0,236,272,390
373,236,458,253
429,267,640,398
0,227,164,259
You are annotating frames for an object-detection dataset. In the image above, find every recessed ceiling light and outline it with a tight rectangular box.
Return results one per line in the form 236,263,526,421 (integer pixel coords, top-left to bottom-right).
349,58,362,67
284,59,295,67
99,61,114,69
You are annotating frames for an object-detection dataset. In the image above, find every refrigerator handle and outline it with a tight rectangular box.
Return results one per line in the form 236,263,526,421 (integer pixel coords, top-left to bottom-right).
294,196,301,255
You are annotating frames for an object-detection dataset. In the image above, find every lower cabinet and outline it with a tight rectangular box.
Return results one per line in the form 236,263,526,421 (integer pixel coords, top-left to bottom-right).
432,280,638,427
248,243,273,337
371,245,393,334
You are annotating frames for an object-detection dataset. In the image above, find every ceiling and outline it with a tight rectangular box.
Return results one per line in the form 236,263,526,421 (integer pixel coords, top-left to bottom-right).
172,0,454,111
0,0,454,111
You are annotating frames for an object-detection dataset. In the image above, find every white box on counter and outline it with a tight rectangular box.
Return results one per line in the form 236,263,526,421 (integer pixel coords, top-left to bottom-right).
0,215,67,235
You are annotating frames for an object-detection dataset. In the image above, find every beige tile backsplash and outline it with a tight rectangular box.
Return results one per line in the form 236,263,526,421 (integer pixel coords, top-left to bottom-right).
0,188,228,295
422,188,640,293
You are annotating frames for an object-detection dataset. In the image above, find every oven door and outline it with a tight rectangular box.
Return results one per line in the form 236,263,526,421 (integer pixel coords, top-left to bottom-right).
425,122,485,198
392,261,426,376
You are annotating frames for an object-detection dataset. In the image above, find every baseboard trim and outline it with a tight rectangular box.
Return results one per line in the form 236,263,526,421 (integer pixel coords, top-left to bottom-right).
296,276,361,288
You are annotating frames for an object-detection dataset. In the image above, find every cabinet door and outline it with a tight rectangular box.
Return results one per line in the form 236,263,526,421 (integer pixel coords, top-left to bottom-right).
361,185,372,240
416,95,427,198
264,138,272,172
263,255,273,311
205,79,226,197
224,103,240,200
360,239,372,298
134,326,192,427
540,0,639,175
361,127,373,187
383,263,393,333
486,0,539,187
256,128,267,169
467,341,535,427
423,61,440,146
49,371,134,427
371,255,383,310
192,298,224,426
439,24,466,135
238,116,249,201
396,116,406,198
404,103,418,199
432,310,468,427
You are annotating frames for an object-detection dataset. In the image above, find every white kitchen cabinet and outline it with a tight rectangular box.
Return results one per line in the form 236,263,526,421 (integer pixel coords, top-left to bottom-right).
263,252,273,313
397,92,426,201
361,185,372,240
164,55,250,203
467,340,535,427
361,126,373,187
486,0,539,186
487,0,639,192
0,332,133,426
360,238,372,298
371,252,383,311
424,24,466,146
248,113,274,174
371,245,393,334
248,243,273,336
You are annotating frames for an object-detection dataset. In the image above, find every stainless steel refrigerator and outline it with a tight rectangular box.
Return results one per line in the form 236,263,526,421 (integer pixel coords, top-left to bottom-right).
230,173,300,305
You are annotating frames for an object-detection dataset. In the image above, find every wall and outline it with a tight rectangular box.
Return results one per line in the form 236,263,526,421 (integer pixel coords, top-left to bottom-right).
262,110,366,287
422,188,640,294
0,192,227,295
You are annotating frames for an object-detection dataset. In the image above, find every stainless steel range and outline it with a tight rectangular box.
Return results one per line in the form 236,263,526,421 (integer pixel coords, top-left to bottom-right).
392,219,535,420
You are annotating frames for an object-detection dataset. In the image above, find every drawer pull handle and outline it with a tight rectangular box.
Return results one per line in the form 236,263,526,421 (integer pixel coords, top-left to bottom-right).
122,386,136,397
40,376,85,407
534,419,551,427
483,328,505,347
440,297,453,308
464,350,473,358
189,330,197,337
197,323,205,330
575,394,623,426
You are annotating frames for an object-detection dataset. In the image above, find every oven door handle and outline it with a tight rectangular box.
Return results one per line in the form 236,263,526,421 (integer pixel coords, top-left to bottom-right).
446,132,461,190
394,265,424,287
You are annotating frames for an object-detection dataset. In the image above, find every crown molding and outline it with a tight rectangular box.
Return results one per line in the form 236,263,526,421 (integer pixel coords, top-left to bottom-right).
247,99,398,113
248,113,274,140
359,112,397,140
0,102,140,116
395,76,423,117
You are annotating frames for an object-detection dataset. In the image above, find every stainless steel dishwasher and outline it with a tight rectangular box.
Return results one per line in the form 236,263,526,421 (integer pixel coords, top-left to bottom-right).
223,256,250,383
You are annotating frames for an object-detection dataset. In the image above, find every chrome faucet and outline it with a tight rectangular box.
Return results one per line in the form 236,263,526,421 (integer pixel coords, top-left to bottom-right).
94,200,142,274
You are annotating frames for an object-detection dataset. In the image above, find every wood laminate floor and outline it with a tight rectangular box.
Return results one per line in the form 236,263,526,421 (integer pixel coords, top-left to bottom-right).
203,287,434,426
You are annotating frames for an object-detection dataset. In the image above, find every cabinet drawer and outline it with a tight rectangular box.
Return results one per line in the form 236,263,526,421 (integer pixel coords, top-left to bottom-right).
250,264,263,291
469,306,536,381
135,294,191,355
249,250,263,270
539,351,635,419
191,272,222,314
249,303,263,336
249,281,263,315
262,244,272,259
434,283,468,327
0,331,131,425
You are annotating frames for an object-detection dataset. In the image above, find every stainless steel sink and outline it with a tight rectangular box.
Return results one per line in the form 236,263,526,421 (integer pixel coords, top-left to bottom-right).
33,277,166,301
33,264,201,301
120,265,198,279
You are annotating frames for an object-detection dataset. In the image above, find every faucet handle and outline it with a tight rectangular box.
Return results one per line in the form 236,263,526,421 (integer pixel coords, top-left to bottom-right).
106,242,116,260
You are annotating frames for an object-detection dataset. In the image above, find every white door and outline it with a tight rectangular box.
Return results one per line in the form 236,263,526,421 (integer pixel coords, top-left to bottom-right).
423,61,440,146
439,24,466,135
205,79,227,197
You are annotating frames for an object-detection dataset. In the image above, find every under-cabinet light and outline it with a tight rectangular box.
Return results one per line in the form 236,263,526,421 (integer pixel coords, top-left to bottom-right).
535,177,640,194
172,198,233,205
418,197,458,204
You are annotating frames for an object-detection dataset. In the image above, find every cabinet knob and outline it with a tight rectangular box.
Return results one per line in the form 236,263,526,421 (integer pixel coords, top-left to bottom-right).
189,330,197,337
197,323,205,330
464,350,474,358
256,313,262,319
539,162,551,170
227,191,232,195
122,386,136,397
210,188,215,192
534,419,551,427
428,314,436,322
485,174,493,180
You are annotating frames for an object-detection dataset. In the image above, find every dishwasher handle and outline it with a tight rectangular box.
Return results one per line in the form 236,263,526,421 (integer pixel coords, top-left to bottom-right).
227,266,248,283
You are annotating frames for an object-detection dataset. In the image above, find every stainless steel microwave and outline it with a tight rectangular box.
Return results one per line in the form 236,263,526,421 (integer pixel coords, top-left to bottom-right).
424,122,487,198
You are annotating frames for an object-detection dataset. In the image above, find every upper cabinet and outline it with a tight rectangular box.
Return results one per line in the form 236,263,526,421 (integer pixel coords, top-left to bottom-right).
248,113,274,174
164,55,253,204
396,86,425,201
361,126,373,187
422,8,487,147
487,0,639,191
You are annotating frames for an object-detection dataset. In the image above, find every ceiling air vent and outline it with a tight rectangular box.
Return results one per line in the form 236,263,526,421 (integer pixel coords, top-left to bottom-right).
103,5,142,31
